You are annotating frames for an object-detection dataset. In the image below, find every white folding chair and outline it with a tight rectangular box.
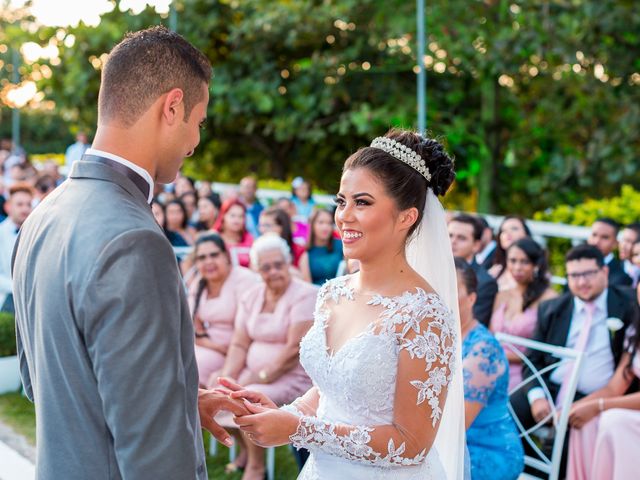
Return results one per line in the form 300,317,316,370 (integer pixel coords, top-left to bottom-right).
495,333,583,480
209,433,276,480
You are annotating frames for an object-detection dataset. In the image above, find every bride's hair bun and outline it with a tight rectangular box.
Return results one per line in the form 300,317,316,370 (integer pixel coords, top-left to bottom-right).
386,129,456,196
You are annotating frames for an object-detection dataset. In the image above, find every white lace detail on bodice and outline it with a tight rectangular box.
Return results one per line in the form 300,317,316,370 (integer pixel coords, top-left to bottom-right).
289,275,456,470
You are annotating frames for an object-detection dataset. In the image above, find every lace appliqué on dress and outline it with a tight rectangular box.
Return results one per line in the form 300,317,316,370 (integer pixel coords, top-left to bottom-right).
290,277,456,467
290,416,427,467
368,289,456,426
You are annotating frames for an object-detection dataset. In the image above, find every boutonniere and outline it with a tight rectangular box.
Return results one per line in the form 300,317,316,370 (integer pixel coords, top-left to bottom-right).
606,317,624,339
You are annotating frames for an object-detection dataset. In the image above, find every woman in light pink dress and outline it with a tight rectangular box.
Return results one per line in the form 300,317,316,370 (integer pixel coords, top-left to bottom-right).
216,233,316,480
189,233,259,387
490,238,557,391
567,326,640,480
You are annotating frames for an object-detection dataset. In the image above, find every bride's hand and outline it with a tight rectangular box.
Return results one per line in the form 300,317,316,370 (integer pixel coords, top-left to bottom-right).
234,400,300,447
217,377,278,410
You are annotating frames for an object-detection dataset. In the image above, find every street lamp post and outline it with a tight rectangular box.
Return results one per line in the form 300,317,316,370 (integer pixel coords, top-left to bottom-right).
416,0,426,134
169,0,178,31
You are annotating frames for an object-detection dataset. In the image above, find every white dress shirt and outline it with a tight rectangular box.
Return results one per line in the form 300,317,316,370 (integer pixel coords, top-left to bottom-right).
528,289,615,404
85,148,154,204
623,259,640,288
0,217,19,305
475,240,496,265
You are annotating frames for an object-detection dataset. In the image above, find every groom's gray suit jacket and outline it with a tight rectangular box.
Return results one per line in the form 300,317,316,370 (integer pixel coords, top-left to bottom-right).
13,158,207,479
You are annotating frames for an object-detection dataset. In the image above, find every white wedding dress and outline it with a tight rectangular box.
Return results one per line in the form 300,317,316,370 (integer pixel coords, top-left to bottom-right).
282,274,457,479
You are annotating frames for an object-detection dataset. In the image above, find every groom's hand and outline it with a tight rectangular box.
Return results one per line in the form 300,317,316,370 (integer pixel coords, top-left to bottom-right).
218,377,278,410
198,388,249,446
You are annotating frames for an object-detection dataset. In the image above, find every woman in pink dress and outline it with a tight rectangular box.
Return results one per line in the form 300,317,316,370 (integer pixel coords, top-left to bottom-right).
189,233,259,387
213,198,253,268
488,216,532,291
490,238,557,391
216,233,316,479
567,325,640,480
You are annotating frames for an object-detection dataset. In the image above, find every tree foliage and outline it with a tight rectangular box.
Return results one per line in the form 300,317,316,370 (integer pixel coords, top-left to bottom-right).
1,0,639,214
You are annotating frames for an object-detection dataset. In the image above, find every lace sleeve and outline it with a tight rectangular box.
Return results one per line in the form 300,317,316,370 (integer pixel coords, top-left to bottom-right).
289,292,456,466
280,386,320,417
462,335,506,406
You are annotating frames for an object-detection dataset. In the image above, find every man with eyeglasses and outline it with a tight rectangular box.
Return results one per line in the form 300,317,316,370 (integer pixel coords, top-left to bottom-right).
510,244,638,472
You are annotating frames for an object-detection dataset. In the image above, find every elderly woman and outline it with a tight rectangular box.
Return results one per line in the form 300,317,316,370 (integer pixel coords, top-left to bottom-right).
456,258,524,480
189,233,259,387
216,233,316,479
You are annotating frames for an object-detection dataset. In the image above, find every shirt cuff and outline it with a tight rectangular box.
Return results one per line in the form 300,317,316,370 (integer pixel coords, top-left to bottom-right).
527,387,546,405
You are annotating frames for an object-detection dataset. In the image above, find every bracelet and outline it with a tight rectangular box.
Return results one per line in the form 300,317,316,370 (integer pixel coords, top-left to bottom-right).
598,398,605,412
195,331,209,338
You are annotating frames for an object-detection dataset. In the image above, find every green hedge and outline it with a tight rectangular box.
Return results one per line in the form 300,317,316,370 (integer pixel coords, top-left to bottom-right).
0,313,16,357
534,185,640,226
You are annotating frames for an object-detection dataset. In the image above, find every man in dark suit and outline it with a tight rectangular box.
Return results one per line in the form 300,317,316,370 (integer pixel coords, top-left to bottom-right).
475,215,497,270
587,217,632,287
448,213,498,326
511,244,638,454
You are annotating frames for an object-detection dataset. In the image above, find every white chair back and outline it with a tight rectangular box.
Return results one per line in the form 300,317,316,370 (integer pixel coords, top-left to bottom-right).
495,333,583,480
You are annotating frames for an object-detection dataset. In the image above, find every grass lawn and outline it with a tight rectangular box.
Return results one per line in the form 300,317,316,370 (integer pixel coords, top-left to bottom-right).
0,391,299,479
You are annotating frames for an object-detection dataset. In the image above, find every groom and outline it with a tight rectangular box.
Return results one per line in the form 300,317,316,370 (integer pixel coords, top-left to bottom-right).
12,27,244,479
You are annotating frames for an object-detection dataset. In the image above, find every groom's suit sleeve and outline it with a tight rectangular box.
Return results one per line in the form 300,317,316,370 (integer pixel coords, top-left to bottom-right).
78,229,201,479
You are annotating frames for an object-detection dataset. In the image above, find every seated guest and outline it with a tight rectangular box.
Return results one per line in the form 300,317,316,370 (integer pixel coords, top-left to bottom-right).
618,223,640,287
448,213,498,326
490,238,557,390
510,245,639,465
456,258,524,480
259,206,305,267
299,208,343,285
567,315,640,479
587,217,632,287
189,233,258,387
290,176,316,221
489,215,532,290
165,198,195,245
238,176,263,238
152,200,189,248
275,197,309,246
179,190,198,224
215,233,316,478
0,183,33,310
213,198,253,268
476,216,497,270
194,194,219,232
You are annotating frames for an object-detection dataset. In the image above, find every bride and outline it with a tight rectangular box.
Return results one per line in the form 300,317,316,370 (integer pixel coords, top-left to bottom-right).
220,129,465,479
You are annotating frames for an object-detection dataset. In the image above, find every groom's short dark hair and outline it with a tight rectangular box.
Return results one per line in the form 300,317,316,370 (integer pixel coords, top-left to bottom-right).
98,26,211,127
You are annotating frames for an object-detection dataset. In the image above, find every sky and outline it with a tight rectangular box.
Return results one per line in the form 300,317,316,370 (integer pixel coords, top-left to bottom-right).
9,0,172,27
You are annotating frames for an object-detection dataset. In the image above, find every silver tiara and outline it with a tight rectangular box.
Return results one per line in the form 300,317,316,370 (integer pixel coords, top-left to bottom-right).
370,137,432,182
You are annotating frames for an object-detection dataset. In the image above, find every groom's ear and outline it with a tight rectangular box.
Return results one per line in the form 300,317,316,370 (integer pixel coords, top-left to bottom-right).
161,88,185,126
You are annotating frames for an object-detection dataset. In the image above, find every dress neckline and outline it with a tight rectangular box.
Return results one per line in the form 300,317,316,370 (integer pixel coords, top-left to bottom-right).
319,275,439,360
